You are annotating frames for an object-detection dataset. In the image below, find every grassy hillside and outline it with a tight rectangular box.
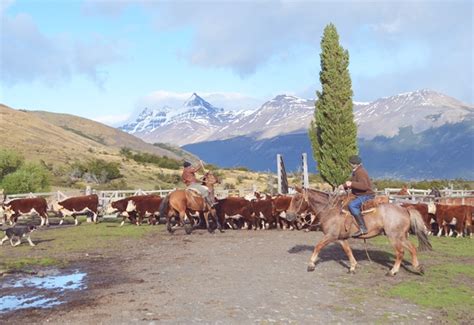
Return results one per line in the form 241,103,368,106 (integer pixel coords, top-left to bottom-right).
0,104,201,190
0,104,191,163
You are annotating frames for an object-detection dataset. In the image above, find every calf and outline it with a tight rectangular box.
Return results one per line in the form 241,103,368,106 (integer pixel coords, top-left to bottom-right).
126,195,162,225
2,197,49,226
435,204,471,238
52,194,99,226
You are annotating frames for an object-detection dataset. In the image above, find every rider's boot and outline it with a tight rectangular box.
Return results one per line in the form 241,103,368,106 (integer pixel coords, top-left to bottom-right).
206,195,217,207
205,196,216,209
352,214,368,237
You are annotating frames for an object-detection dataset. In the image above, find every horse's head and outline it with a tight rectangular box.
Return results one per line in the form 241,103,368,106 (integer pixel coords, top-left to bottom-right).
286,191,306,222
202,171,219,186
287,188,336,222
429,187,441,198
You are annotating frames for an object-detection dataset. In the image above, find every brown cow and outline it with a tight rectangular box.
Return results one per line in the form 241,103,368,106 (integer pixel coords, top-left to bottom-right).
272,195,294,230
435,204,471,238
215,197,256,230
2,197,49,226
251,197,275,230
52,194,99,226
126,195,162,225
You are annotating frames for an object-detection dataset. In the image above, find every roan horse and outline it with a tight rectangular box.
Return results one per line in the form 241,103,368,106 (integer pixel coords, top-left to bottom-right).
286,188,432,276
159,171,220,234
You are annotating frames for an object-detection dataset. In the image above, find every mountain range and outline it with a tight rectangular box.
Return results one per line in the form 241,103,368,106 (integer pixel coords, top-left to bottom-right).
120,90,474,179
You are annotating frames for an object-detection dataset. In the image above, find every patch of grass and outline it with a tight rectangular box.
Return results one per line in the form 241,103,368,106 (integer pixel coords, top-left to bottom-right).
368,236,474,322
2,257,62,272
388,264,474,321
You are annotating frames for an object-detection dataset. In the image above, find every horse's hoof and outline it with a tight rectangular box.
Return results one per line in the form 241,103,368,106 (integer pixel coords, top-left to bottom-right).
184,223,193,235
348,269,356,275
307,265,315,272
415,265,425,275
385,271,396,277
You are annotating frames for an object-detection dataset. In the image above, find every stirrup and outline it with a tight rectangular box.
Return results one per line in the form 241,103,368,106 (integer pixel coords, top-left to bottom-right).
352,229,368,238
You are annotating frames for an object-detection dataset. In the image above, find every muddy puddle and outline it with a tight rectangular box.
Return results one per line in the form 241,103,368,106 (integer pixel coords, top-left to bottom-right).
0,269,87,313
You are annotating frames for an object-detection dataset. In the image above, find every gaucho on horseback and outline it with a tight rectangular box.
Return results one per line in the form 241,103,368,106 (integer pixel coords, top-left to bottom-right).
338,155,374,237
182,161,217,208
159,160,220,234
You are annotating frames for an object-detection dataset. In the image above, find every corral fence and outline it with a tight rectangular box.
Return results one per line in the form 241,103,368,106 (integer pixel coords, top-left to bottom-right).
4,187,474,210
3,187,258,211
381,188,474,206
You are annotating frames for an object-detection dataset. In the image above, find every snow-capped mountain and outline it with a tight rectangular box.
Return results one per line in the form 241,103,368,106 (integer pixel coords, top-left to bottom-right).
354,89,473,139
208,94,315,141
120,93,248,145
121,89,473,146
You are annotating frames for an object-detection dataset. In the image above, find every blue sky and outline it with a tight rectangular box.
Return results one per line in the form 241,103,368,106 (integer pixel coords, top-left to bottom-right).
1,0,472,125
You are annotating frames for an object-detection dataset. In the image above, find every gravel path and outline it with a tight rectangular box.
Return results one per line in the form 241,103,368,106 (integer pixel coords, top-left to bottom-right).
3,228,439,324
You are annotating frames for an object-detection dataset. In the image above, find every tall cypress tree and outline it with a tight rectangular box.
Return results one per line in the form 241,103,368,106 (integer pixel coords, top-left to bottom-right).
309,23,358,188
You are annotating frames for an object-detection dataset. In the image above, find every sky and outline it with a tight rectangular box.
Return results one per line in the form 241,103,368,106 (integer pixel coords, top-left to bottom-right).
0,0,472,126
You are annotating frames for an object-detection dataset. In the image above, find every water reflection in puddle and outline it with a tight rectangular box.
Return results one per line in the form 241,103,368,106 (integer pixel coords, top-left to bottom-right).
0,270,87,313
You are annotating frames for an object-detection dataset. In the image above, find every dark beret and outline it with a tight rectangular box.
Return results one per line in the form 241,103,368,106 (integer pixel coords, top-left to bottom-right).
349,155,361,164
183,161,192,168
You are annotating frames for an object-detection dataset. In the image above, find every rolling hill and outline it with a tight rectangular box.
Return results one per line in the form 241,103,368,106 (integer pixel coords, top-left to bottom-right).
0,103,195,166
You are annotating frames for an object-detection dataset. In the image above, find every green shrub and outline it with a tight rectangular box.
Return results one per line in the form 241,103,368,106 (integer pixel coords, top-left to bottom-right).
68,159,122,184
0,149,24,180
1,162,50,194
120,147,181,169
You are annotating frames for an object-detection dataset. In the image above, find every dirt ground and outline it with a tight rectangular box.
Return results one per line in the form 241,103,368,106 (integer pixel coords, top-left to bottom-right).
2,227,443,324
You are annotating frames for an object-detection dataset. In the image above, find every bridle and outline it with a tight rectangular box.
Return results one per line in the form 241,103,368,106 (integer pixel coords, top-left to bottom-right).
303,188,338,216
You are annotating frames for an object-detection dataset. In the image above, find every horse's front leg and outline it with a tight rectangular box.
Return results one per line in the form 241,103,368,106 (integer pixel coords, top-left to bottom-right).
203,212,213,233
307,234,336,272
339,240,358,274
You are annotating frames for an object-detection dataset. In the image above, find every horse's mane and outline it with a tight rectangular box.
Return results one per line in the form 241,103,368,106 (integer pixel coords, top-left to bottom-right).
305,188,346,211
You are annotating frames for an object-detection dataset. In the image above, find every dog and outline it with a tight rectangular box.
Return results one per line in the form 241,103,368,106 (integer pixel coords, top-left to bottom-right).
0,224,37,247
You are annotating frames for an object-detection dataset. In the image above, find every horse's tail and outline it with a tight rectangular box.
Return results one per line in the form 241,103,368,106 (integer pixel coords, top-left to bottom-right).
408,208,433,251
159,195,170,219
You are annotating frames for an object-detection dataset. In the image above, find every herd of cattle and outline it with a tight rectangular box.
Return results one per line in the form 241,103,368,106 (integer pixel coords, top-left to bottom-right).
0,191,473,238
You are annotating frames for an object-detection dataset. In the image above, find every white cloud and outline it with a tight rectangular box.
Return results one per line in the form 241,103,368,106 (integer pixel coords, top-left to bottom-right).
0,0,14,14
92,113,131,126
0,10,124,88
135,90,264,113
81,0,131,17
141,1,472,103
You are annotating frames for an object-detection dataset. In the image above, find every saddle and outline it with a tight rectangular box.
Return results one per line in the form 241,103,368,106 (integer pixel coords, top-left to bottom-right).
342,195,388,215
186,188,202,197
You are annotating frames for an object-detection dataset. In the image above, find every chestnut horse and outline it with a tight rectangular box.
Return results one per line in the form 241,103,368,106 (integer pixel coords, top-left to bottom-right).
286,188,432,276
159,171,220,234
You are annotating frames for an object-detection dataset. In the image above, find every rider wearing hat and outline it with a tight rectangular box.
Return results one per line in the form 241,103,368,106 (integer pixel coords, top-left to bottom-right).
339,155,375,237
181,160,216,207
